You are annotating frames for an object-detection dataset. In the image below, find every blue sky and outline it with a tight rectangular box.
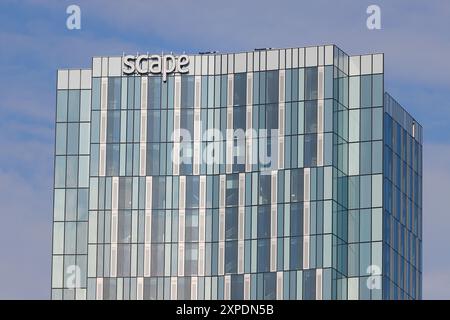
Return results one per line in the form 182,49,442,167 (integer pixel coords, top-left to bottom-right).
0,0,449,299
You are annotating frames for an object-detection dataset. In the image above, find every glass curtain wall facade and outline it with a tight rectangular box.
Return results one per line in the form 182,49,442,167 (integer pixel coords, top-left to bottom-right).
51,45,422,300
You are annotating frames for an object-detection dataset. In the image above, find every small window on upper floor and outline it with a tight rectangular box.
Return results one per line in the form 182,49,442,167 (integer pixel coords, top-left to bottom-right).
412,122,416,138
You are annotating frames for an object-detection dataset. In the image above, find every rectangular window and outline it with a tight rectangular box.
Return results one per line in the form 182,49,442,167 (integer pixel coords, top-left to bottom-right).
226,174,239,206
361,75,372,108
291,169,304,202
185,243,198,276
304,134,317,167
119,177,133,209
108,77,121,110
181,75,194,108
257,205,270,238
259,174,271,205
148,77,161,109
304,100,317,134
117,243,131,277
225,240,238,273
185,176,199,208
231,274,244,299
225,207,238,240
151,210,165,243
289,236,303,270
263,272,276,299
185,209,199,242
257,239,270,272
152,177,166,209
305,67,318,100
107,111,120,143
118,210,131,243
233,73,247,106
150,244,164,276
106,144,120,176
68,90,80,122
57,90,68,122
266,71,279,104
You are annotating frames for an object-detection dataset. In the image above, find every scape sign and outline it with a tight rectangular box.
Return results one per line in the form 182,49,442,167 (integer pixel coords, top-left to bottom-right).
122,54,189,82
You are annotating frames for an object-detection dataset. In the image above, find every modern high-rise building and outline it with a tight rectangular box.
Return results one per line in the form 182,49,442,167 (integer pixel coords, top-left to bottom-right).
51,45,422,300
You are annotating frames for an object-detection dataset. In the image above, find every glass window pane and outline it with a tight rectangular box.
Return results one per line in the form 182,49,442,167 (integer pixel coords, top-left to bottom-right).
259,174,271,205
225,207,238,240
68,90,80,122
78,155,89,188
186,176,199,208
66,156,78,187
266,71,279,104
233,73,246,106
108,77,121,110
65,188,77,220
349,77,360,109
185,243,198,276
361,75,372,108
79,123,90,154
57,90,68,122
304,101,317,133
303,269,316,300
225,240,238,273
372,74,383,106
226,174,239,206
106,144,119,176
372,107,383,140
181,75,194,108
80,90,91,121
55,123,67,155
107,111,120,143
185,209,199,242
148,77,161,109
67,123,79,154
304,134,317,167
360,142,372,175
257,238,270,272
305,67,318,100
92,78,101,110
54,156,66,188
54,189,65,221
360,109,372,141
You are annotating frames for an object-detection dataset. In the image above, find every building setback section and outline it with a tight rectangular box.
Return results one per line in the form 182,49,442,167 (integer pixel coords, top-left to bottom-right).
51,45,422,300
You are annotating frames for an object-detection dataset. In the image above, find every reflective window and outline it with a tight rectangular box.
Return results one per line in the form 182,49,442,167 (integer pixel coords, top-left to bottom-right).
231,275,244,299
305,67,318,100
226,174,239,206
68,90,80,122
57,90,68,122
117,244,131,277
225,240,237,273
181,75,194,108
108,77,121,110
263,272,276,299
304,101,317,134
304,134,317,167
303,269,316,300
185,176,199,208
148,77,161,109
225,207,238,240
185,243,198,276
233,73,246,106
266,71,279,104
257,239,270,272
185,209,199,242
